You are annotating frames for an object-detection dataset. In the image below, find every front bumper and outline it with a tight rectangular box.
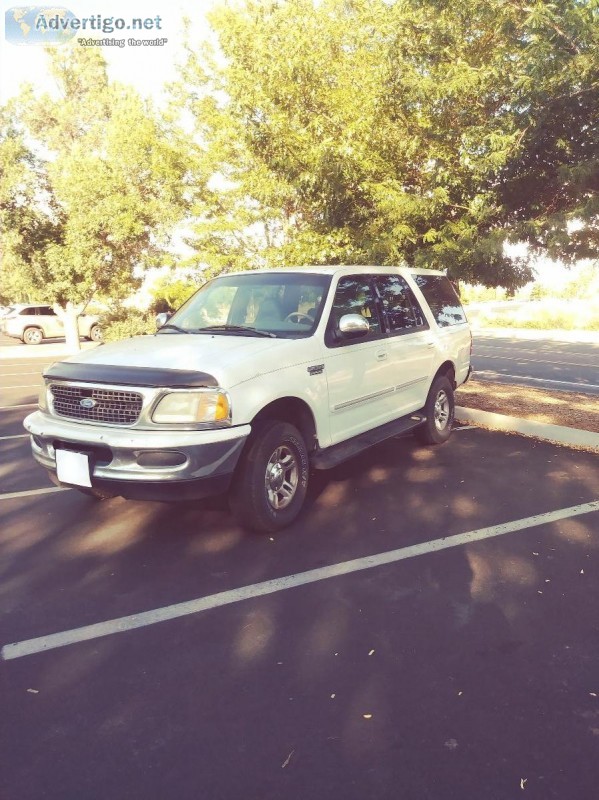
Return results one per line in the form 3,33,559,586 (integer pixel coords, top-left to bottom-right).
24,411,251,501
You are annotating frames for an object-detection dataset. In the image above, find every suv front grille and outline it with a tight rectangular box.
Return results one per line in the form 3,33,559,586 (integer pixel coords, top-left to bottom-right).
50,384,143,425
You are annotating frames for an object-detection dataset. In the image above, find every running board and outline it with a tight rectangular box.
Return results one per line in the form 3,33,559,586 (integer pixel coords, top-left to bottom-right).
311,413,426,470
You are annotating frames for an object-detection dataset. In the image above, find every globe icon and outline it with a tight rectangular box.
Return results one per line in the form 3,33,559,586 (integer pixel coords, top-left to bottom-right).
5,7,77,45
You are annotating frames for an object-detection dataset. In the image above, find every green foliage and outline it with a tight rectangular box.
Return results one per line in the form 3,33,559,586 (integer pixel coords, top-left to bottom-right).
0,102,60,304
150,273,198,311
101,305,153,342
460,285,508,303
176,0,598,288
529,284,550,301
0,46,192,311
561,262,599,299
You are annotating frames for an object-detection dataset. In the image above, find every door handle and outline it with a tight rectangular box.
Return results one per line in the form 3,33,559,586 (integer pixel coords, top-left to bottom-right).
376,350,388,361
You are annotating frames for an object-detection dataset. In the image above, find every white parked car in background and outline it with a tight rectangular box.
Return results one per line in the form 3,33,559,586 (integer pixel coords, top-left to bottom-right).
25,266,471,531
2,304,102,345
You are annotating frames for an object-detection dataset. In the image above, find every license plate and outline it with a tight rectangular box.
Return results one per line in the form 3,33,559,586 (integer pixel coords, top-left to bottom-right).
55,449,92,487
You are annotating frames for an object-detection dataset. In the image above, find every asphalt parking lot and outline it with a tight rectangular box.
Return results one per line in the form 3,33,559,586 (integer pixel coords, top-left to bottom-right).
1,352,599,800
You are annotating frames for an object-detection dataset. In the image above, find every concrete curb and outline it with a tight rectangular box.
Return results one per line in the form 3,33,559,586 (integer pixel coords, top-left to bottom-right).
456,406,599,453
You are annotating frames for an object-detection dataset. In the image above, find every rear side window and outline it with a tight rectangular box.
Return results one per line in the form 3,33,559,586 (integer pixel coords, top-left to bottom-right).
413,274,467,327
374,275,428,333
37,306,56,316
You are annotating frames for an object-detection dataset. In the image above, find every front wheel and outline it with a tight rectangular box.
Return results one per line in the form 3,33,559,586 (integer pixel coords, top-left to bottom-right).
229,420,309,532
415,375,455,445
89,324,103,342
23,327,43,345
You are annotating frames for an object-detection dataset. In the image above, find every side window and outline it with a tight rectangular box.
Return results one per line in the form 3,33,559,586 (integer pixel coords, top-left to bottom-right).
326,276,382,346
413,274,467,327
37,306,56,316
20,307,36,315
375,275,428,333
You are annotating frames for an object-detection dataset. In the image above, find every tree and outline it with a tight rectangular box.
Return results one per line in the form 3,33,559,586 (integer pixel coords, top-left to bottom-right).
150,271,197,310
497,1,599,264
0,102,60,305
178,0,598,289
0,46,192,349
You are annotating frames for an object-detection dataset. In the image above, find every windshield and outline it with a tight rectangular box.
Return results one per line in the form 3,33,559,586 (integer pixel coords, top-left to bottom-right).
162,272,331,338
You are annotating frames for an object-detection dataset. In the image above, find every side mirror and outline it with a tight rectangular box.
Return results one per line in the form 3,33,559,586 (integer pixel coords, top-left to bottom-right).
338,313,370,338
155,312,172,329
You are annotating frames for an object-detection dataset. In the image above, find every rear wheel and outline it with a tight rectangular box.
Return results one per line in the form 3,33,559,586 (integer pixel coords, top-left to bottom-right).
415,375,455,445
229,420,309,532
23,327,43,345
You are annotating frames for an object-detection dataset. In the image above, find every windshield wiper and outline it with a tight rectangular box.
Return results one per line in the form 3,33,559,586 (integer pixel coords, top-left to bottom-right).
192,324,277,338
157,323,190,334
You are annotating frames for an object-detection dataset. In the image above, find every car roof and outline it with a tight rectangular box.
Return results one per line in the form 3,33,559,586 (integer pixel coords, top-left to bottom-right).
217,265,446,278
12,303,51,310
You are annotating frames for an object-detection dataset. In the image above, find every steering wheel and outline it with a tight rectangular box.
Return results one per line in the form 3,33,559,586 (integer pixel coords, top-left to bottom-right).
284,312,314,325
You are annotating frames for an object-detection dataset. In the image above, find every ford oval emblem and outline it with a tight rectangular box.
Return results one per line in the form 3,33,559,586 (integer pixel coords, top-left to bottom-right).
80,397,97,409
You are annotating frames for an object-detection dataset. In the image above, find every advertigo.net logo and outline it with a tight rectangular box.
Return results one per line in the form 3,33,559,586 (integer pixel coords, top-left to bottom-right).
5,7,164,44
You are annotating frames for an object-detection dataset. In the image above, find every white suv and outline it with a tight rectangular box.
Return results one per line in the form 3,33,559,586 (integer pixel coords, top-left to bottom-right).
25,266,471,531
2,304,102,345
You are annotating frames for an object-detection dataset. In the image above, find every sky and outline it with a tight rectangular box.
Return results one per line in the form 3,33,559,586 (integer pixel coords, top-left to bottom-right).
0,0,213,104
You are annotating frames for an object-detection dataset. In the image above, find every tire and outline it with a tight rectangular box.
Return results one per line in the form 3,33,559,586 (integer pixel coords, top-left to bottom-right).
229,420,309,532
89,325,103,342
415,375,455,445
23,327,43,345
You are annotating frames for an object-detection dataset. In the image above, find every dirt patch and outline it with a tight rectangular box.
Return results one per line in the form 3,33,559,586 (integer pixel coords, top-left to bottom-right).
456,379,599,433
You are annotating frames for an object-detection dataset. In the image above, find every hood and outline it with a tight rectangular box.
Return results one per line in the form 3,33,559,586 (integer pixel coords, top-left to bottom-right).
61,333,309,387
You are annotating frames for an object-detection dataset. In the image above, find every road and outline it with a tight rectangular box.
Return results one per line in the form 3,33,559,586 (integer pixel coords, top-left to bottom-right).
472,335,599,395
2,353,599,800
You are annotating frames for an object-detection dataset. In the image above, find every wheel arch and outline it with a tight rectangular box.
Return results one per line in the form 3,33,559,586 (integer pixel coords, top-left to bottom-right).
250,396,318,452
434,360,456,389
22,325,44,341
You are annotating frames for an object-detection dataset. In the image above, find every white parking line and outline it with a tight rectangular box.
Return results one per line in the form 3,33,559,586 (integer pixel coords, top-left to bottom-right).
0,364,51,369
3,500,598,661
0,403,37,409
3,384,41,389
2,371,43,376
0,486,70,501
0,434,28,441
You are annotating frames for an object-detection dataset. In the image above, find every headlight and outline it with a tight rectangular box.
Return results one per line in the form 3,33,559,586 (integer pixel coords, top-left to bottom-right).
38,384,48,412
152,390,231,425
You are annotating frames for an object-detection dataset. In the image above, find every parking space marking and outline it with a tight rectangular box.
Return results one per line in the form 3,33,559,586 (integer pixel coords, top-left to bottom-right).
0,486,70,501
2,371,44,376
0,434,28,441
0,403,37,409
3,384,41,389
3,500,598,661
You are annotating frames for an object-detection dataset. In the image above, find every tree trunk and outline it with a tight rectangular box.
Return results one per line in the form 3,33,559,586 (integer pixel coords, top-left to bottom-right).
54,301,84,353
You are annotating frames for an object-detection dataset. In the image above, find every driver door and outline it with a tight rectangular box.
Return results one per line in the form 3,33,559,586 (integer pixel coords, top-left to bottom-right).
322,275,394,445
